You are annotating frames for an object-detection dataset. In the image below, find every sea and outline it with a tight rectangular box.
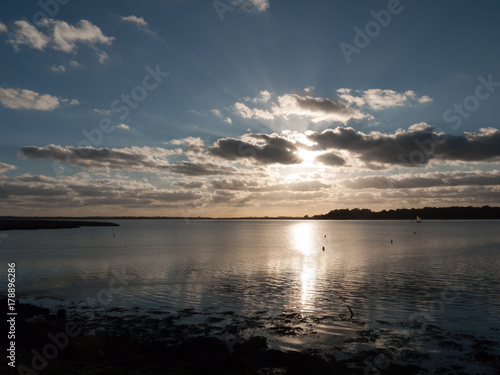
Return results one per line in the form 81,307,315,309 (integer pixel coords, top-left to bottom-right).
1,219,499,372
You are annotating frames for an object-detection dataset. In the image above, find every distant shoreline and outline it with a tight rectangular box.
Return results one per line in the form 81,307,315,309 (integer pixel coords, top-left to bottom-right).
0,219,120,231
1,205,499,221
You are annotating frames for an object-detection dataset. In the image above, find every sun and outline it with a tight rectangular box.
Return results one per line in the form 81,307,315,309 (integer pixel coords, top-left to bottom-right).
296,149,320,163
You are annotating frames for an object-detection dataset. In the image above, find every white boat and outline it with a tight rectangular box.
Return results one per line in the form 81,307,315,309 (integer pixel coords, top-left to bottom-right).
416,216,422,223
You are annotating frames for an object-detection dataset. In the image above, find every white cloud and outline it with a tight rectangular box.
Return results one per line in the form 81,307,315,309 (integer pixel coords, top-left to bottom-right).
121,15,148,27
62,98,79,106
10,20,50,50
244,90,271,103
210,109,222,117
94,108,111,115
233,102,275,120
97,50,109,64
0,21,7,33
50,64,66,73
0,162,16,174
337,88,433,110
40,19,114,53
120,14,162,41
117,123,131,130
418,95,433,104
69,60,80,68
6,19,114,59
241,0,270,12
0,87,61,111
232,91,369,123
210,109,233,124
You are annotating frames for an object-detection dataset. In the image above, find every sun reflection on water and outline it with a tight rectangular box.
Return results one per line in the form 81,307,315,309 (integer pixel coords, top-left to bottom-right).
291,222,319,311
292,222,315,256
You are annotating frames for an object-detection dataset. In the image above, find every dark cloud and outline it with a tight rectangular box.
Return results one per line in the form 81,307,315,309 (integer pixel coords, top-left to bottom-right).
19,145,232,176
209,134,303,165
173,180,205,189
293,95,360,117
19,145,173,171
344,171,500,190
212,190,236,203
308,126,500,167
210,178,329,192
168,162,236,176
314,152,346,166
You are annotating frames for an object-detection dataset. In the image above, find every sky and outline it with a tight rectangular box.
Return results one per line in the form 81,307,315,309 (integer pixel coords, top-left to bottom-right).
0,0,500,217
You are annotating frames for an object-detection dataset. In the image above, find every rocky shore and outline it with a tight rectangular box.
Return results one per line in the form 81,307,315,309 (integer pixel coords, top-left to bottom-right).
2,299,499,375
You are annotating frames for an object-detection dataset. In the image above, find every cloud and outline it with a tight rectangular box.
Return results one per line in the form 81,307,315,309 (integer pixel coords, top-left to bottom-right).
188,109,208,117
230,87,431,124
6,19,114,59
168,162,236,176
121,15,148,27
120,14,162,41
209,133,303,165
0,173,202,212
10,20,50,50
245,191,325,202
117,123,131,130
50,64,66,73
173,180,205,189
232,102,275,120
337,88,432,110
19,145,176,171
94,108,112,115
308,125,500,168
232,91,369,123
18,125,500,181
97,50,109,64
168,137,205,155
240,0,270,12
0,163,16,174
210,109,232,124
0,21,7,33
244,90,271,103
314,152,346,166
211,178,329,192
40,19,114,53
343,170,500,190
18,144,235,176
0,87,77,111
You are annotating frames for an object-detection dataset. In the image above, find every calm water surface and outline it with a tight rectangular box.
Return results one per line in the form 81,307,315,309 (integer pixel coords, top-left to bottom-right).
1,220,499,368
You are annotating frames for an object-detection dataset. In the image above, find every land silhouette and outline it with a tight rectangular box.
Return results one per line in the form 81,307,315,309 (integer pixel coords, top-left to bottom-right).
309,205,500,220
1,206,499,225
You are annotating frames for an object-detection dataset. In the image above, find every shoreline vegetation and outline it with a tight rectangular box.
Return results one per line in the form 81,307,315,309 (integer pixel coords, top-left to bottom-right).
1,206,500,223
0,219,120,231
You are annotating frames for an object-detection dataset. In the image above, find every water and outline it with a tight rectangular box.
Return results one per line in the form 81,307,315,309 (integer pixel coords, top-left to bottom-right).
1,220,499,371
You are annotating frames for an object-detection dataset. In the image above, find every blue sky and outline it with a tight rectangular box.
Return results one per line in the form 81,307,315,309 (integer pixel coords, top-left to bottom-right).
1,0,499,216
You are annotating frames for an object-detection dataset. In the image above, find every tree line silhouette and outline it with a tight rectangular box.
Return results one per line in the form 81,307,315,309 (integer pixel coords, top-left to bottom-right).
309,206,500,220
